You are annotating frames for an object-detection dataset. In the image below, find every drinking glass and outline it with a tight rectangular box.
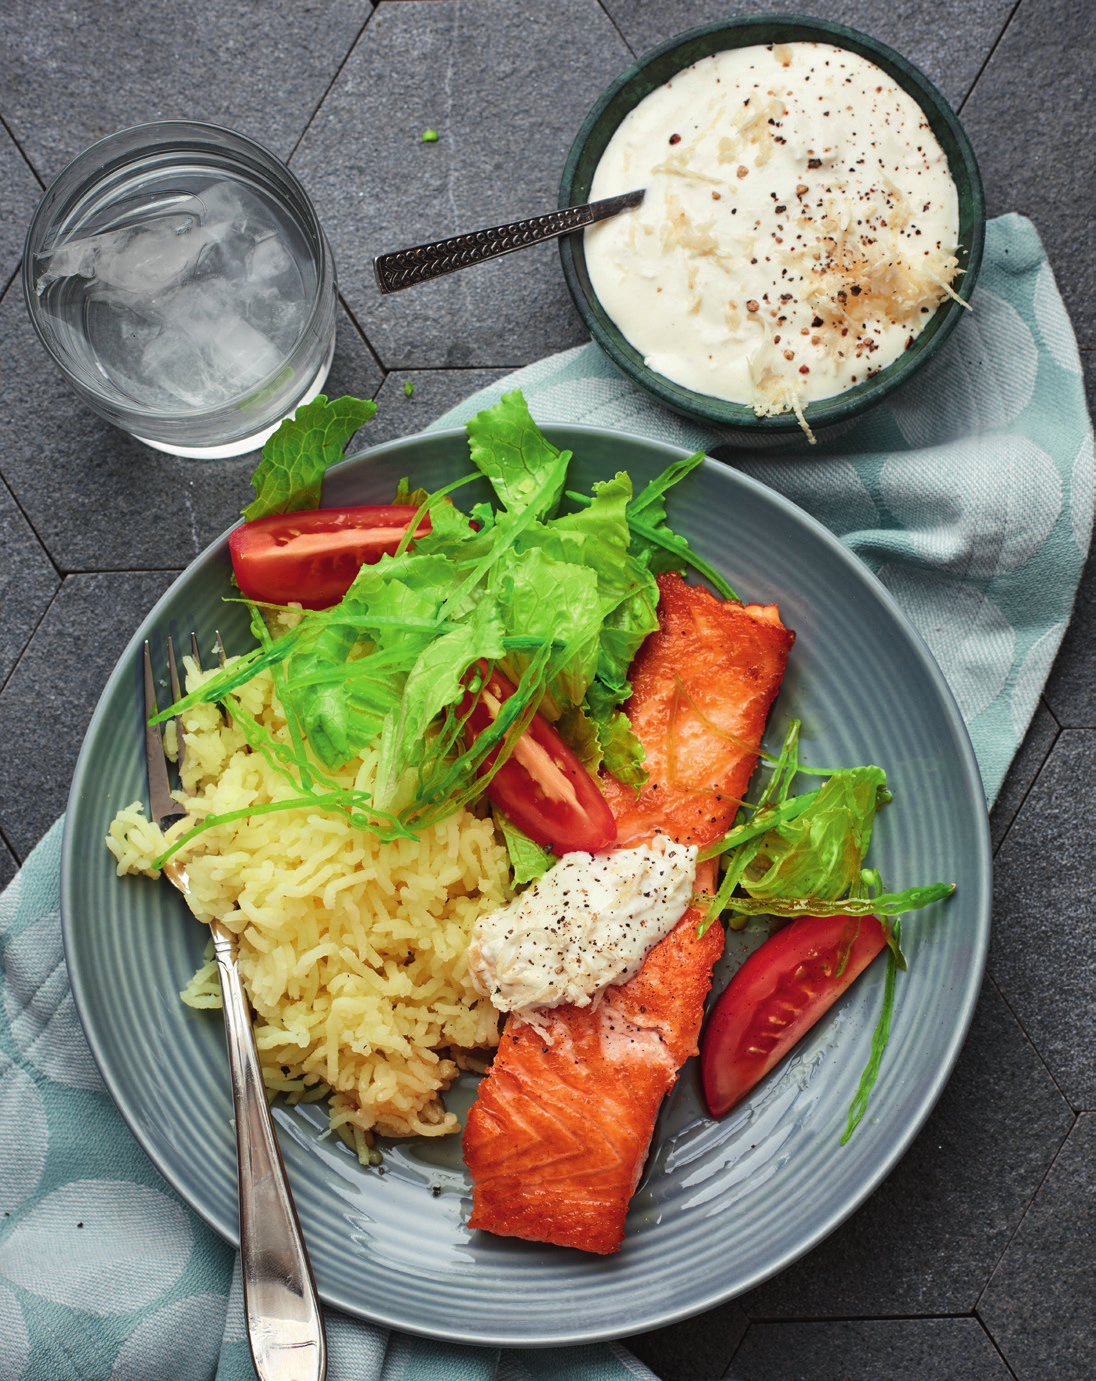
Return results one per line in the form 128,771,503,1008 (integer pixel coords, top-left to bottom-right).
23,122,337,458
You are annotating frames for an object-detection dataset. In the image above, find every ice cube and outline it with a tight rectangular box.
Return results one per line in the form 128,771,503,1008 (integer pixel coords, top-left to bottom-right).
207,307,284,391
140,321,224,409
196,180,252,225
95,219,214,295
35,237,100,292
196,181,282,262
247,233,293,285
139,279,286,407
238,231,307,346
36,179,256,299
39,178,305,412
37,214,212,299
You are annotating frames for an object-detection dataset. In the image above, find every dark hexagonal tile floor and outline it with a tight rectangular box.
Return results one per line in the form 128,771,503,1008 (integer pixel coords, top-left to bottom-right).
0,2,1093,1377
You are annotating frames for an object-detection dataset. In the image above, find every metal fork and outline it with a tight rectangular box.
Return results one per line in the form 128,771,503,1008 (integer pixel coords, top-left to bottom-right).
143,635,327,1381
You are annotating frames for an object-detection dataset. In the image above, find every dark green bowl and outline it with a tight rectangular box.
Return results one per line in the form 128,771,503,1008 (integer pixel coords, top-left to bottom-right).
559,14,985,440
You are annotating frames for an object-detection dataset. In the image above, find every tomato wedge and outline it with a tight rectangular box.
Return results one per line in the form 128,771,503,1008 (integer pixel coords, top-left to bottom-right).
459,661,617,855
229,505,430,608
701,913,888,1118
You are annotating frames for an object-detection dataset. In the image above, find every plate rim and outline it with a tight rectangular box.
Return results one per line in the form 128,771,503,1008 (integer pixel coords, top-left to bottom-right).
61,420,992,1345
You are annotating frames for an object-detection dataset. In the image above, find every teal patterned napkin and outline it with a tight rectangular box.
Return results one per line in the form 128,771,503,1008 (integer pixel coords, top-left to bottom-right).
0,214,1090,1380
430,214,1094,810
0,821,657,1380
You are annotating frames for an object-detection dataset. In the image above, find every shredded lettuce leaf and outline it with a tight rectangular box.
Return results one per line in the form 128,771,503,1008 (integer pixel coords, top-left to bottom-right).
465,389,570,517
696,719,953,1139
156,393,954,1148
701,722,949,935
242,394,377,521
158,390,717,848
842,913,901,1144
494,811,551,885
732,766,890,909
626,453,739,601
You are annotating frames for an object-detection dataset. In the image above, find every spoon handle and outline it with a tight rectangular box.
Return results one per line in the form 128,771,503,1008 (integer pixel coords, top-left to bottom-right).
373,189,644,293
211,917,327,1381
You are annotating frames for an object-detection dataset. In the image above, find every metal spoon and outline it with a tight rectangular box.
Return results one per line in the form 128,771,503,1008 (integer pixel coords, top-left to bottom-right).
373,188,644,293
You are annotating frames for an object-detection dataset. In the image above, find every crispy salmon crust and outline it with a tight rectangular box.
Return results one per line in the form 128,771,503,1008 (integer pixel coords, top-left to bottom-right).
462,571,794,1253
601,572,796,849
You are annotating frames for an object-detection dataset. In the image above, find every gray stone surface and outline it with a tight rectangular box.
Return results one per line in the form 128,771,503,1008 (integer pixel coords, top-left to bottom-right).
1042,532,1096,728
728,1317,1014,1381
0,0,373,180
626,1299,749,1381
367,368,514,447
741,976,1073,1317
0,122,42,285
599,0,1017,110
0,474,59,689
0,275,258,572
979,1114,1096,1381
0,284,382,572
989,698,1058,853
0,1,1092,1372
990,728,1096,1111
291,0,631,369
0,571,177,858
324,298,386,408
0,836,17,891
959,0,1096,349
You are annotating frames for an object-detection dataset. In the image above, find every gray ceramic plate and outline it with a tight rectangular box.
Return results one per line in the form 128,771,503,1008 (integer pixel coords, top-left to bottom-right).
62,424,990,1346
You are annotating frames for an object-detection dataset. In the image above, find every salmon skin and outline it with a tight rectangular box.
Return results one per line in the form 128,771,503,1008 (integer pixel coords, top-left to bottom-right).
462,571,795,1253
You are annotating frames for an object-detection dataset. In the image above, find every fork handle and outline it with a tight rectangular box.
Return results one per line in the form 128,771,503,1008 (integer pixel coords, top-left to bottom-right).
211,918,327,1381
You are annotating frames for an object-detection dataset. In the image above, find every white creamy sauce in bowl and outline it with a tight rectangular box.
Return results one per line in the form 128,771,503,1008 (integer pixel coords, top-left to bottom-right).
468,835,697,1027
584,41,962,425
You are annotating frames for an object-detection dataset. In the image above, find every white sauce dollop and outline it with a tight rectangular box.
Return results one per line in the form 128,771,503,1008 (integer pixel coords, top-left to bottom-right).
585,42,961,419
468,836,697,1024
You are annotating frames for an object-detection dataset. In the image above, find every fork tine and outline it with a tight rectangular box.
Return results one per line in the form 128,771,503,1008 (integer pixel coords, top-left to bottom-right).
214,629,234,728
168,634,206,779
167,634,182,702
167,636,188,782
143,640,180,828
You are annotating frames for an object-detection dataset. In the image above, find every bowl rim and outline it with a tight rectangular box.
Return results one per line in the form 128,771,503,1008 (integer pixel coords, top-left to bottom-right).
559,12,986,434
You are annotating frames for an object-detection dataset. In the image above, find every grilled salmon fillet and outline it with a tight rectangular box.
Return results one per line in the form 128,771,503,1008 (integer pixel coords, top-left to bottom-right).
462,571,794,1253
600,572,795,849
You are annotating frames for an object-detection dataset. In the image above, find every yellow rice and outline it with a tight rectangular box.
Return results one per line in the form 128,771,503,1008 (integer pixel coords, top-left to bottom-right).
106,654,515,1156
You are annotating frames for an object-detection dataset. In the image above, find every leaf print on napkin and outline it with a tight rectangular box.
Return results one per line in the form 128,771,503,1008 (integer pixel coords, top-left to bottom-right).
0,1181,192,1313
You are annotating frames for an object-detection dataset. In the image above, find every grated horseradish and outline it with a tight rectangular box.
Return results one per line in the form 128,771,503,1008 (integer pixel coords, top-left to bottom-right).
468,836,697,1026
584,42,963,431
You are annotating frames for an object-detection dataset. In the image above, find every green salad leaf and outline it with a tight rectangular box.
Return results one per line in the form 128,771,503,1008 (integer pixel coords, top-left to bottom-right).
842,915,900,1144
697,719,953,1140
157,389,718,858
626,452,739,601
465,389,569,517
242,394,377,521
734,765,890,907
700,722,950,934
494,811,551,886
